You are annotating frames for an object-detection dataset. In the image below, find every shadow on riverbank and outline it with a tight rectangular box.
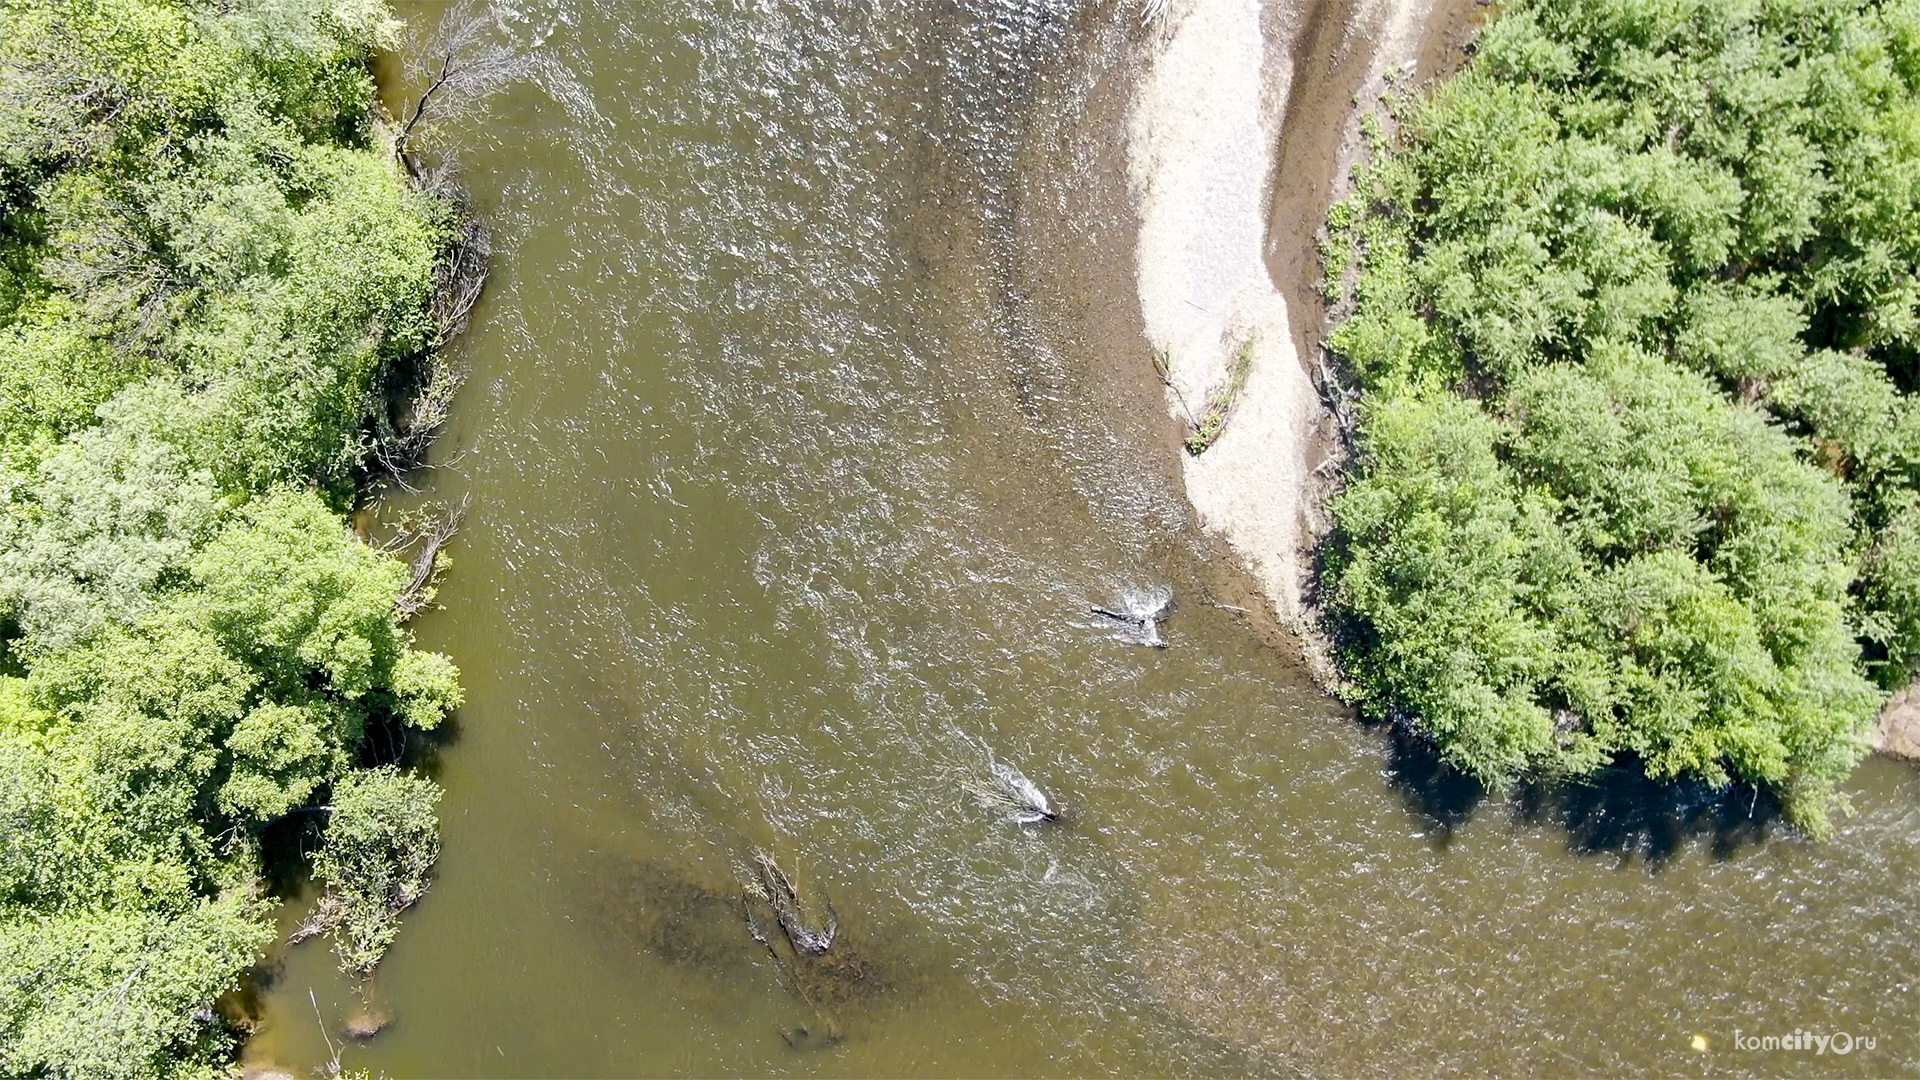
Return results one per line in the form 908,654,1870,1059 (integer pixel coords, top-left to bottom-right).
1382,721,1785,864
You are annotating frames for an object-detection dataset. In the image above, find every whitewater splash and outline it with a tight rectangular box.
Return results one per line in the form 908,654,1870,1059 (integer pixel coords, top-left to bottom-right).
1090,585,1173,648
954,732,1060,825
989,759,1059,824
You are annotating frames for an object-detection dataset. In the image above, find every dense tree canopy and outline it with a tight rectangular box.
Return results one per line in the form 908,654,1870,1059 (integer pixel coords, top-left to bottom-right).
1323,0,1920,833
0,1,464,1076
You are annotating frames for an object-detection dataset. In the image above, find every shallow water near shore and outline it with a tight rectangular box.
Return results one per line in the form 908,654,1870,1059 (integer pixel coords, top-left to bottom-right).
246,1,1920,1075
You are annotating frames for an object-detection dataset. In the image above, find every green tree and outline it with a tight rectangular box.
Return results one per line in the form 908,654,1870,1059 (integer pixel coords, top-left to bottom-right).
0,0,468,1074
1323,0,1920,833
0,895,270,1080
309,765,441,974
0,385,224,652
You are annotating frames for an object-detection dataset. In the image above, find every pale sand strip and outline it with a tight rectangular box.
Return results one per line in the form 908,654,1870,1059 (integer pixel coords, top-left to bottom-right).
1127,0,1434,633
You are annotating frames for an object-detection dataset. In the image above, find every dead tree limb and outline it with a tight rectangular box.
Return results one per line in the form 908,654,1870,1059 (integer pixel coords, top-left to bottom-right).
390,1,532,176
389,495,470,619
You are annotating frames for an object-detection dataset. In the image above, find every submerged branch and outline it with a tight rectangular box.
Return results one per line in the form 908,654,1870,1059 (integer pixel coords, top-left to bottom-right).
391,0,533,174
388,494,470,619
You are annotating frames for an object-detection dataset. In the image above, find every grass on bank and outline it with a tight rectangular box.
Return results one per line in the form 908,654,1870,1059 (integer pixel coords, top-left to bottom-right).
1184,335,1256,456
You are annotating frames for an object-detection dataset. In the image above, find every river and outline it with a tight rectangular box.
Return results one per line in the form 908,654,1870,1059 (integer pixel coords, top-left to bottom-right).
245,1,1920,1075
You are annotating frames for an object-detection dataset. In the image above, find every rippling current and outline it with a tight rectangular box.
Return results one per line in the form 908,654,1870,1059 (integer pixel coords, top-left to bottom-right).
249,1,1920,1075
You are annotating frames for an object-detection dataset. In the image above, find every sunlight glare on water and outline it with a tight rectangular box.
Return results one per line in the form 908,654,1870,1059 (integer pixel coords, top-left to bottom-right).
248,2,1920,1075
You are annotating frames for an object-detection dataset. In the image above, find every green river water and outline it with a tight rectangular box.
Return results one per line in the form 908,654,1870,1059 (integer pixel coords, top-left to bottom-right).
246,1,1920,1075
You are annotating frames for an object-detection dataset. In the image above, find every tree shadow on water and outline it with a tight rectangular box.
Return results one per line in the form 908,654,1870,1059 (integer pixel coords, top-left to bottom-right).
1380,718,1487,845
354,704,462,778
1379,721,1785,864
257,809,321,902
1515,759,1783,866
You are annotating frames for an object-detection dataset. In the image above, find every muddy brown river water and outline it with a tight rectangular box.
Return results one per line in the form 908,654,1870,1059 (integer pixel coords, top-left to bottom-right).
246,1,1920,1075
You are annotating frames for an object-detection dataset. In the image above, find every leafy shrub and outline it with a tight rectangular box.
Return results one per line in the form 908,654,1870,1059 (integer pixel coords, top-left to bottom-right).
309,766,441,974
0,1,464,1074
1323,0,1920,834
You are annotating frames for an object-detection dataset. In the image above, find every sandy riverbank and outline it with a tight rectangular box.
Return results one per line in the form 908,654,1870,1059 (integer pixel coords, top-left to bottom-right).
1123,0,1920,771
1126,0,1473,644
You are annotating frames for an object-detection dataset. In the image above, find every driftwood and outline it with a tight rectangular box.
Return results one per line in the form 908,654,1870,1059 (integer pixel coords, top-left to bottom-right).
1315,347,1361,448
287,894,347,946
387,495,470,619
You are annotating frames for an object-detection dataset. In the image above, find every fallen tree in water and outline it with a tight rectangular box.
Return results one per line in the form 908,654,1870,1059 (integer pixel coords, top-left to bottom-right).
751,850,838,957
388,494,471,619
742,851,890,1047
591,853,899,1048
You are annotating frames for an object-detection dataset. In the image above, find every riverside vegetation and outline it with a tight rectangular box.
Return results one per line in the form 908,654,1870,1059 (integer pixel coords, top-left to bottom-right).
6,0,1916,1072
1322,0,1920,835
0,1,469,1075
